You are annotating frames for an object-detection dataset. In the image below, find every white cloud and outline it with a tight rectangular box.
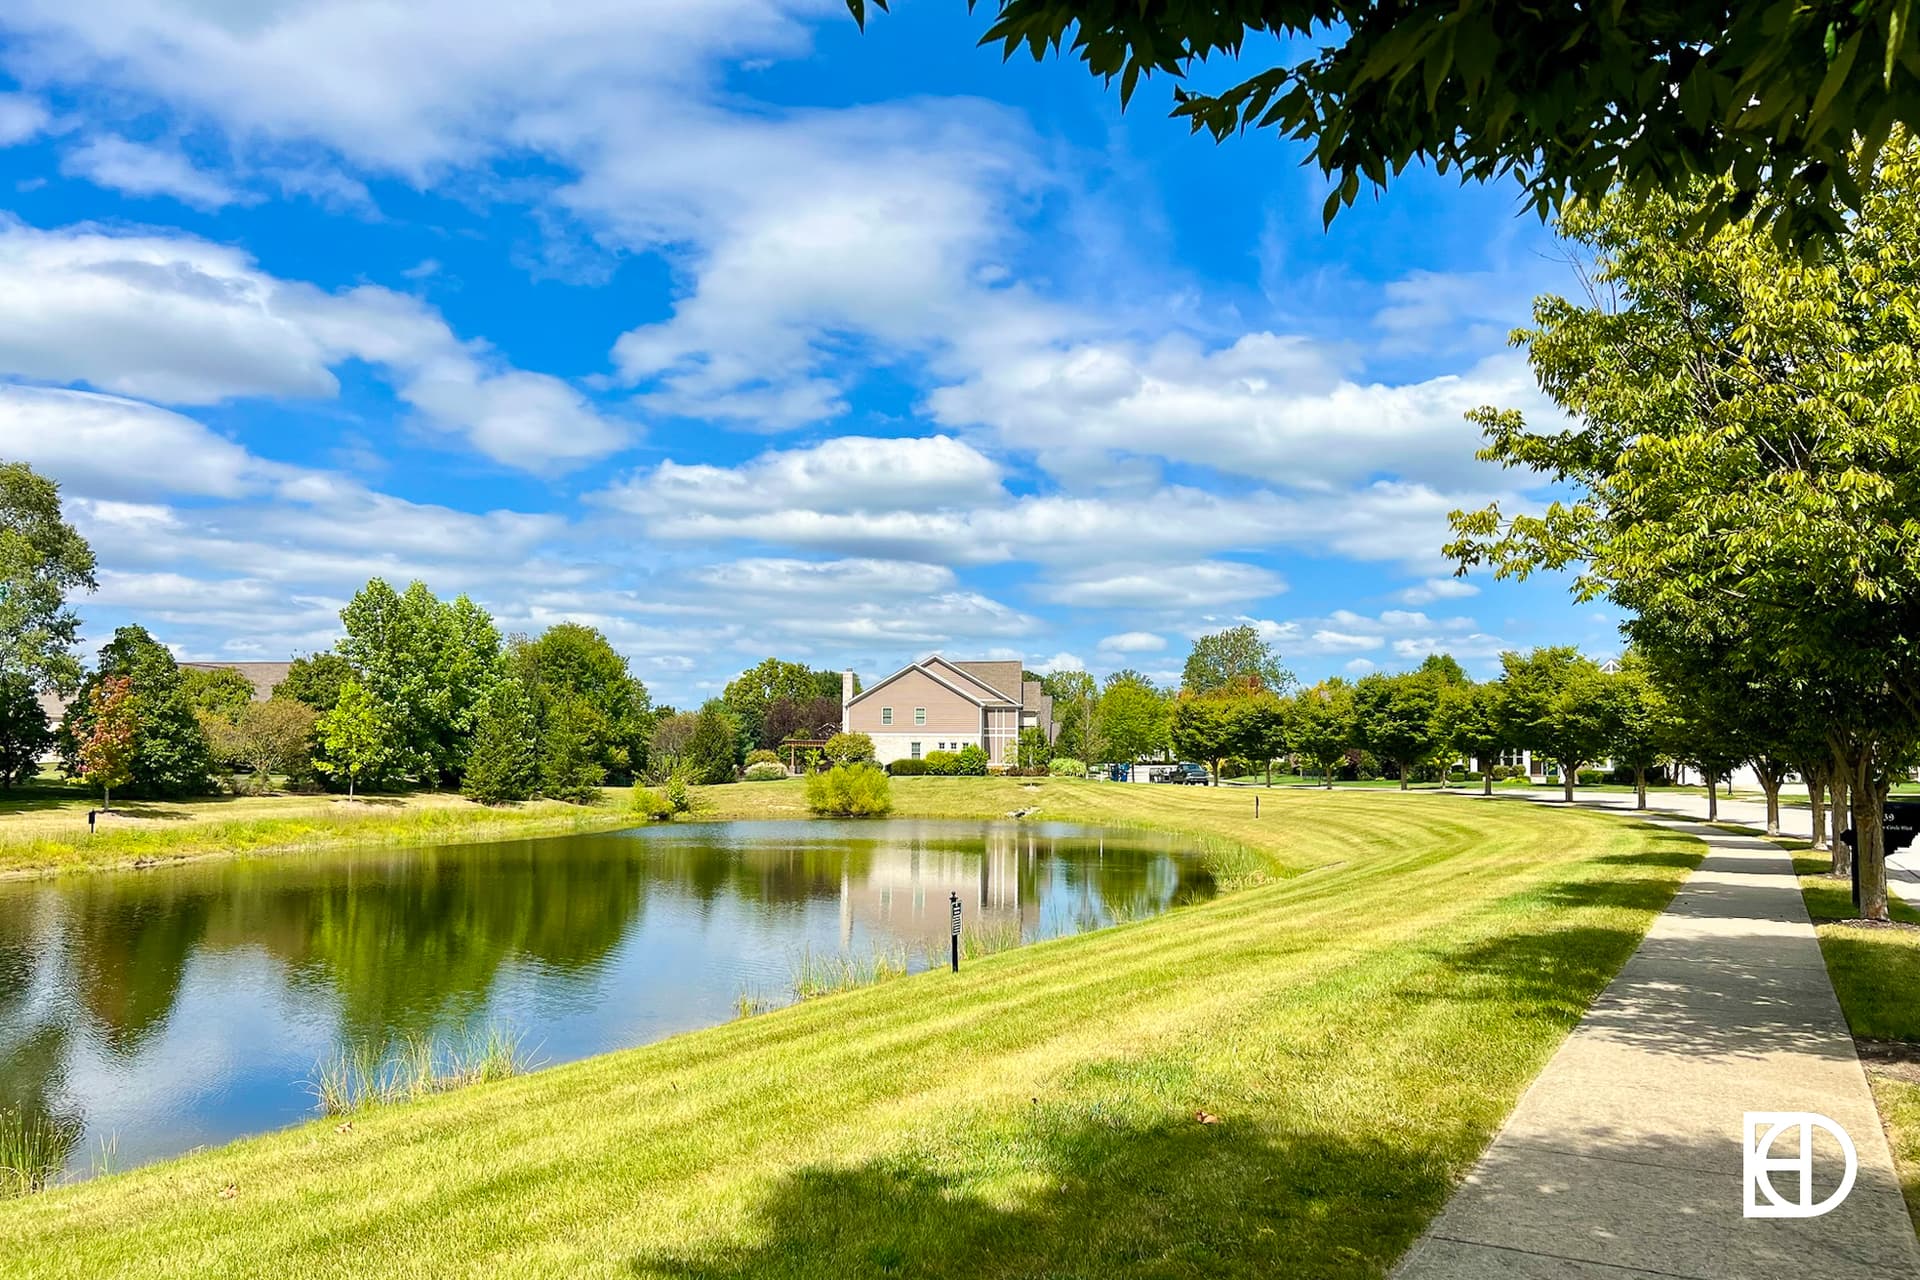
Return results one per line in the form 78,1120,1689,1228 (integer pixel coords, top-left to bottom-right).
0,221,627,470
1398,576,1480,605
0,93,48,146
0,385,273,499
1049,561,1285,609
606,435,1003,518
1097,631,1165,653
1032,652,1084,675
60,135,245,209
1310,630,1383,653
1344,658,1376,674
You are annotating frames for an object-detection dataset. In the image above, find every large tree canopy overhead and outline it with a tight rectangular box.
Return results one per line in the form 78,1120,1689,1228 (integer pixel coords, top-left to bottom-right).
850,0,1920,242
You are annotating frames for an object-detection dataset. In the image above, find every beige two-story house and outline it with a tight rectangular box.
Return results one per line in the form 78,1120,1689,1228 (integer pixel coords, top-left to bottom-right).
841,656,1055,768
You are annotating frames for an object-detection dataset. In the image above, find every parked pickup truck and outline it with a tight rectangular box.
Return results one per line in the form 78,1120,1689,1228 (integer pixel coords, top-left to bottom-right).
1151,762,1211,785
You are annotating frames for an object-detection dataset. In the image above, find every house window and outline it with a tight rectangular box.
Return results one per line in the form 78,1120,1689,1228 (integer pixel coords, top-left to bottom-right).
910,742,922,759
914,707,926,725
881,707,893,725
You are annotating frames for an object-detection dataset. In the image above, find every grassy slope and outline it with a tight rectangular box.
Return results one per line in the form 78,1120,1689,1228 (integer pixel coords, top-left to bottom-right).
0,787,1699,1279
1796,856,1920,1229
0,787,640,878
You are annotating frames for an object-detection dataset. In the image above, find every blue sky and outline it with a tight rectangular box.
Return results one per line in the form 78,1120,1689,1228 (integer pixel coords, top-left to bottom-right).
0,0,1621,705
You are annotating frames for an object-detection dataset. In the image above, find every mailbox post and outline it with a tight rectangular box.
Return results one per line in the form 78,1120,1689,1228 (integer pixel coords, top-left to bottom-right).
949,892,961,973
1839,800,1920,911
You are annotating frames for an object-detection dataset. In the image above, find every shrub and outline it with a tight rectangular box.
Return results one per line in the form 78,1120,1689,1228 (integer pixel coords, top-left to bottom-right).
1465,770,1484,781
887,758,931,776
805,763,892,816
630,783,673,820
1577,769,1605,786
955,744,988,776
743,761,787,782
1048,757,1086,777
744,749,783,768
822,732,875,766
922,750,961,776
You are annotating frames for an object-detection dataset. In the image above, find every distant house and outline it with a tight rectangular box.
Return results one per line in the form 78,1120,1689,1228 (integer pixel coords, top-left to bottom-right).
841,656,1056,768
35,659,294,731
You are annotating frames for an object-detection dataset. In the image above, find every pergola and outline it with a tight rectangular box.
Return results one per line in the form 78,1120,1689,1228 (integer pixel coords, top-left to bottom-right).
782,740,832,774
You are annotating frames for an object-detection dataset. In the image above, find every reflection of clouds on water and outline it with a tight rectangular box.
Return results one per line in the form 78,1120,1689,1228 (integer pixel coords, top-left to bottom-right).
0,820,1211,1178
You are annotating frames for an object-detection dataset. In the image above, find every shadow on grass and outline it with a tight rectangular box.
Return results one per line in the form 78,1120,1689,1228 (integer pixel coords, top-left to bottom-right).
629,1115,1446,1280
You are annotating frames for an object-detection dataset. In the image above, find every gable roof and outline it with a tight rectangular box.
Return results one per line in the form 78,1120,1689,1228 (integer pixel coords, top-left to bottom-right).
179,661,293,701
846,657,1018,709
952,660,1023,702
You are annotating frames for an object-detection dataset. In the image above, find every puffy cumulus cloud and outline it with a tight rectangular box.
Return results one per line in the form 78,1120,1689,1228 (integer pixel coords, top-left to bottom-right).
1397,576,1480,605
928,334,1560,491
1227,609,1501,663
60,135,247,209
0,222,627,470
686,557,958,600
1344,658,1376,674
1098,631,1165,654
1049,561,1285,610
605,435,1003,519
1032,652,1084,675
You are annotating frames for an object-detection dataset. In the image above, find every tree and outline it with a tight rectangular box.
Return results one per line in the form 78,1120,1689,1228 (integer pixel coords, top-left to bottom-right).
762,695,843,745
1230,689,1290,785
1015,725,1051,769
1181,625,1293,695
79,676,135,809
1602,655,1669,811
0,673,51,789
540,694,609,802
850,0,1920,246
821,731,876,767
463,680,540,804
1352,670,1444,790
685,703,743,784
1290,679,1354,788
1435,679,1506,797
337,579,501,786
273,652,354,714
1497,648,1610,803
1170,694,1239,784
509,625,653,780
648,712,700,778
1449,150,1920,918
200,697,318,794
0,461,96,696
179,667,256,719
1040,669,1096,761
722,658,835,750
1094,671,1170,764
312,680,396,799
60,627,213,798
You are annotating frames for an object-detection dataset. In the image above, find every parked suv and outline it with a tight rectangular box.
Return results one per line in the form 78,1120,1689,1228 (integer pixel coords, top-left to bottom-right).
1152,762,1210,785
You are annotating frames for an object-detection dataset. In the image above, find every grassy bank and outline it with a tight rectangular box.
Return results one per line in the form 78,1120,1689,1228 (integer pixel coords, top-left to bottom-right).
0,788,639,878
1796,857,1920,1227
0,790,1700,1278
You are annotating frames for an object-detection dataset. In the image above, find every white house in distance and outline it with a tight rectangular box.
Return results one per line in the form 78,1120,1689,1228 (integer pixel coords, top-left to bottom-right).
841,655,1055,768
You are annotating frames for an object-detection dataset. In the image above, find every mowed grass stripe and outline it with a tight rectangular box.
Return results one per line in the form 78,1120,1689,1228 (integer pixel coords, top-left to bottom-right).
0,788,1699,1278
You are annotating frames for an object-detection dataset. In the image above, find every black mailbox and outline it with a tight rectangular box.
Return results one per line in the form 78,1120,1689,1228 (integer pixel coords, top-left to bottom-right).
1838,800,1920,907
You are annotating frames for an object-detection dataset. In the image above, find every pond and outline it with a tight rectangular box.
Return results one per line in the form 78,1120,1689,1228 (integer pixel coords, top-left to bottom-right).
0,819,1213,1176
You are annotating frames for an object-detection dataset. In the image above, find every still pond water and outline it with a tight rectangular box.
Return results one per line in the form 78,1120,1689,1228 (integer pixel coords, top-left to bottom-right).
0,820,1211,1174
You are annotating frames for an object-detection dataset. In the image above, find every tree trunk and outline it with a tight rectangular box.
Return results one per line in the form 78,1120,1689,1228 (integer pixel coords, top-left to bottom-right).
1706,774,1718,822
1562,761,1575,803
1848,750,1890,922
102,785,111,811
349,773,356,800
1830,764,1852,879
1399,763,1410,791
1483,768,1493,797
1324,765,1332,791
1760,775,1781,836
1806,764,1827,852
1634,765,1647,811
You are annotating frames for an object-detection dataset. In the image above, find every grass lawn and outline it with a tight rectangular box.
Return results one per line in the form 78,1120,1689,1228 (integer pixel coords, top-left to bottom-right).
0,785,1701,1278
0,783,639,879
1796,857,1920,1229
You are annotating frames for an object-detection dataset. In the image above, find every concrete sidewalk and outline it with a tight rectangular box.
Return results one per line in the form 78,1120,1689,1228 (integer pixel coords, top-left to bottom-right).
1394,814,1920,1278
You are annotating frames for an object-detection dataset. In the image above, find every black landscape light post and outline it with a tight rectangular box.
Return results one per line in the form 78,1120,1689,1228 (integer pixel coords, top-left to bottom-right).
949,891,961,973
88,809,97,836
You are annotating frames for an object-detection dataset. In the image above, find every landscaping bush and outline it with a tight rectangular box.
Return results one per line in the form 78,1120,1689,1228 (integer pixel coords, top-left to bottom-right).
955,744,988,776
744,749,783,769
1465,770,1484,781
822,732,875,766
805,763,892,816
1578,769,1605,786
922,750,961,776
743,762,787,782
1048,757,1085,777
887,758,931,776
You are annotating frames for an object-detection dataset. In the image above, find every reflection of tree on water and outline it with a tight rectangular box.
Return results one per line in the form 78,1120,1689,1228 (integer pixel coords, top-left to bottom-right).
59,882,215,1057
0,894,81,1175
